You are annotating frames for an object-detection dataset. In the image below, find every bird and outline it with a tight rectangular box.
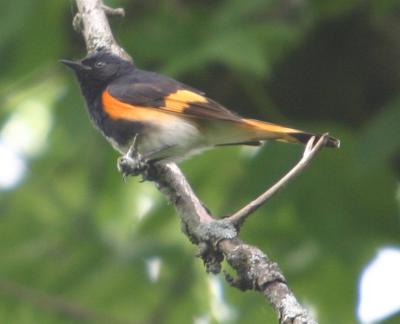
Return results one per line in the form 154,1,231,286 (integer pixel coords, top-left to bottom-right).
61,50,339,169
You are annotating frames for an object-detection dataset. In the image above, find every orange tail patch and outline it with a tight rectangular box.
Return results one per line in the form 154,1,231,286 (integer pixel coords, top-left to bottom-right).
242,118,340,148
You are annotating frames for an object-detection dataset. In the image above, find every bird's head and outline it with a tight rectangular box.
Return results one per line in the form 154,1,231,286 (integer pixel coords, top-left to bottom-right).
60,50,134,88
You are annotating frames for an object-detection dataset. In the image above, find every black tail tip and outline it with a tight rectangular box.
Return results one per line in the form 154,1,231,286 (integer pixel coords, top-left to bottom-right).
291,132,340,148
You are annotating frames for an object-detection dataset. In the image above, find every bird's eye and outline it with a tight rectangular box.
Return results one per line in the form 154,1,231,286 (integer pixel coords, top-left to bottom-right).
94,61,105,68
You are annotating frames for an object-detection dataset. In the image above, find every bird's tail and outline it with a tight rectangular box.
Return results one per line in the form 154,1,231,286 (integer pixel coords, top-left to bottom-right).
242,118,340,148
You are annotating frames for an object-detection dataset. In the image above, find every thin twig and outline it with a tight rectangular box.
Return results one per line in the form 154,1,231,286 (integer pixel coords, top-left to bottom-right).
102,4,125,17
228,134,329,227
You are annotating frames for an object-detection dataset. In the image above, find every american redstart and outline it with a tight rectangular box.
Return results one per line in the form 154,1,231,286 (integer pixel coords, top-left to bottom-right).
61,51,339,165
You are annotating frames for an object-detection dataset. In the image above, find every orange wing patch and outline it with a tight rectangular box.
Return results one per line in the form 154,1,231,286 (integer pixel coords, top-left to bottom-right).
102,89,208,120
164,90,208,113
102,90,178,122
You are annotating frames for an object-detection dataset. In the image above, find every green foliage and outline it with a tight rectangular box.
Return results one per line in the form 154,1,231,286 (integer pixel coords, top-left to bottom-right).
0,0,399,323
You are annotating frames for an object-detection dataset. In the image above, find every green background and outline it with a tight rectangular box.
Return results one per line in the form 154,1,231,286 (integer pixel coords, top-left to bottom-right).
0,0,399,323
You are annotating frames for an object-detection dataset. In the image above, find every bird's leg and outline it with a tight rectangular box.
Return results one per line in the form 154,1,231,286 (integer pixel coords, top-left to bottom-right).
126,133,140,158
117,134,147,179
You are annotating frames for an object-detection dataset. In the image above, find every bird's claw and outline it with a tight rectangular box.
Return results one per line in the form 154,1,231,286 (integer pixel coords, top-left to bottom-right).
117,151,148,181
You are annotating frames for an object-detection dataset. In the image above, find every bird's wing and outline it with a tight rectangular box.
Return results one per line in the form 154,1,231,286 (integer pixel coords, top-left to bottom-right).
106,77,241,122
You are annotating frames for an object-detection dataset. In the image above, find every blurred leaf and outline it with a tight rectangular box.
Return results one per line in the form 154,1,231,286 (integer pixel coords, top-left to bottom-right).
307,0,362,20
356,98,400,171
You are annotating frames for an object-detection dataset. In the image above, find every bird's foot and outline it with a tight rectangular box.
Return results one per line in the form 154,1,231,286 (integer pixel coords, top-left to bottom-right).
117,151,148,181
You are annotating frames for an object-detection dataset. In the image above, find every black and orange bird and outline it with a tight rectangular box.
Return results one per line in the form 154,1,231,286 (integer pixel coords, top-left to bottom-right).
61,51,339,169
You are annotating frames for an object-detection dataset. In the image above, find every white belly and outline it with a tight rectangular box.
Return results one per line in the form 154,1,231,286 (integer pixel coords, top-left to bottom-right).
139,117,205,161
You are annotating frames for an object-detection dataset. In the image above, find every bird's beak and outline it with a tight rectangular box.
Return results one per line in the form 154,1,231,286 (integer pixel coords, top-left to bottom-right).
59,59,91,71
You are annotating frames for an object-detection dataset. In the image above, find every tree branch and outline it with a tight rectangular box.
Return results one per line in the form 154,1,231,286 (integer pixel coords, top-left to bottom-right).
74,0,129,60
71,1,319,323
